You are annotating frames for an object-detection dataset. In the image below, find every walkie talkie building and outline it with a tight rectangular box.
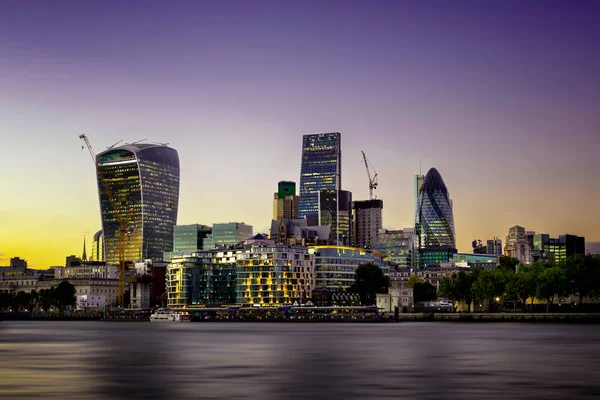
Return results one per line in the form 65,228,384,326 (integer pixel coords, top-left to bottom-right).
96,143,180,264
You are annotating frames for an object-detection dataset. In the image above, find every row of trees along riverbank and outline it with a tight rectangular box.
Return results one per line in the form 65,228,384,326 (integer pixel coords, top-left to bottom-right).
439,254,600,312
0,281,76,312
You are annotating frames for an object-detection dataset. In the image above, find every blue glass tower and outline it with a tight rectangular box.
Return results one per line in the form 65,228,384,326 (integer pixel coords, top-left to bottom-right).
298,133,341,222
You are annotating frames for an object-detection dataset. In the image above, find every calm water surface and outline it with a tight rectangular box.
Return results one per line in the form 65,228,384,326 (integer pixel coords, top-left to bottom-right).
0,322,599,399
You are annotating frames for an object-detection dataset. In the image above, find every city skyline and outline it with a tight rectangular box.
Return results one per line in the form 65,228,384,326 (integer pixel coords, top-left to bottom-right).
1,1,599,268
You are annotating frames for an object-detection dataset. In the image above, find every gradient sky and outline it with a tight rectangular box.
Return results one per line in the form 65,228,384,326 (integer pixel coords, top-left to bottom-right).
1,0,599,268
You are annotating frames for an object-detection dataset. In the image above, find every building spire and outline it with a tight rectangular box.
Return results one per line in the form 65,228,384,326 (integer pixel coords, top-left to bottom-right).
82,235,88,261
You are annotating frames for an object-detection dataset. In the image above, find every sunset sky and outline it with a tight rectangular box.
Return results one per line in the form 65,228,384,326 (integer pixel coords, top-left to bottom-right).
1,1,599,268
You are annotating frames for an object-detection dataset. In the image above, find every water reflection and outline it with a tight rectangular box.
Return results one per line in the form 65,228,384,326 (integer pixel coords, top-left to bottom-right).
1,322,600,399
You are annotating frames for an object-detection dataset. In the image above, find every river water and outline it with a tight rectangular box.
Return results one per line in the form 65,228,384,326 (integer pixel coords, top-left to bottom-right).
0,321,599,399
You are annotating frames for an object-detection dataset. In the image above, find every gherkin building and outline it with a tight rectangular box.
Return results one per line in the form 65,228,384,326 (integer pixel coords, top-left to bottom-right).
415,168,456,255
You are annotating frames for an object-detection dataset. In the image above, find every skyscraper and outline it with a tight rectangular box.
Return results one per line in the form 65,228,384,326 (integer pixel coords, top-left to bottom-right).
273,181,300,220
353,199,383,249
298,133,341,223
318,189,353,246
96,143,180,264
415,168,456,266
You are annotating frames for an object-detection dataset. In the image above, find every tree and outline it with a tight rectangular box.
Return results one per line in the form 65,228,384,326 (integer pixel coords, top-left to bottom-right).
472,269,508,311
38,288,55,311
413,282,437,304
506,266,537,311
407,275,422,288
350,263,389,305
54,281,76,311
536,266,568,312
498,256,520,272
563,254,600,306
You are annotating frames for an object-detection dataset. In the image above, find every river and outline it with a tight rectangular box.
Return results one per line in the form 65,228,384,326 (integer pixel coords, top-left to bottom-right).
0,321,599,399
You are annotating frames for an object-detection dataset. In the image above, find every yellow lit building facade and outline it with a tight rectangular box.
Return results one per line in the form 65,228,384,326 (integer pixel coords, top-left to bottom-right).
235,244,314,306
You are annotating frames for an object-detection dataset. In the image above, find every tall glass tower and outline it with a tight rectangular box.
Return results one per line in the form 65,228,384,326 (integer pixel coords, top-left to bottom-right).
298,133,341,222
96,143,180,264
415,168,456,266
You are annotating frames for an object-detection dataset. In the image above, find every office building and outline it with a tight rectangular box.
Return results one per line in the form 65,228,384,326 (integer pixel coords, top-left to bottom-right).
163,224,212,260
319,189,353,246
309,245,385,290
91,230,103,262
298,133,341,223
211,222,253,248
532,233,585,263
374,228,414,266
451,253,499,269
0,257,29,276
273,181,300,220
415,168,457,267
236,244,315,306
473,238,502,255
270,218,332,246
96,143,180,263
504,225,531,264
54,263,118,280
353,199,383,249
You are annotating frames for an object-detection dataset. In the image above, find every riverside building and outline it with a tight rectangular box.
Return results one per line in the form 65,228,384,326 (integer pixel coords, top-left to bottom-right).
309,246,385,291
167,249,241,308
235,244,315,306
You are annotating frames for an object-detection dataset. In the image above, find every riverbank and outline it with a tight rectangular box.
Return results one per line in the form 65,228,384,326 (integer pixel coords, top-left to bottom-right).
397,312,600,323
2,311,600,323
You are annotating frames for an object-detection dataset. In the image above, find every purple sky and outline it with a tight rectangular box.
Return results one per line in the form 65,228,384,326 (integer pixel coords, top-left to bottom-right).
1,1,599,267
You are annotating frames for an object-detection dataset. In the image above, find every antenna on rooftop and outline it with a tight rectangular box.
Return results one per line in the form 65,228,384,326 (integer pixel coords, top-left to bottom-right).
106,139,123,150
128,138,148,145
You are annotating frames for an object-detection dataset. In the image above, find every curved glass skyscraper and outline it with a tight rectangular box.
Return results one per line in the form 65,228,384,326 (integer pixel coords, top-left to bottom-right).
96,143,180,264
415,168,456,266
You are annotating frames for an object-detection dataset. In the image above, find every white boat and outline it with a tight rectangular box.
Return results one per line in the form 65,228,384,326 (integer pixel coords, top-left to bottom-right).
150,309,190,322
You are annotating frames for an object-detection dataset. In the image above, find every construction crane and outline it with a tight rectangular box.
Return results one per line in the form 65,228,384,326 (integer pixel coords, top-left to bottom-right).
361,150,378,200
80,134,134,308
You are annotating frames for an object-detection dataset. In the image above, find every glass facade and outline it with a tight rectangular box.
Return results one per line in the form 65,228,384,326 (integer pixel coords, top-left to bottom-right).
309,246,385,290
298,133,341,221
236,245,314,306
173,224,212,252
318,189,352,246
374,228,413,266
91,230,103,262
532,234,585,263
415,168,456,266
97,144,180,264
211,223,253,248
167,249,240,307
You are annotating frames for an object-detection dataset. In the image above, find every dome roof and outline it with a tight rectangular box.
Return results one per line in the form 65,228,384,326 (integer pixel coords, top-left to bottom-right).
420,168,448,194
